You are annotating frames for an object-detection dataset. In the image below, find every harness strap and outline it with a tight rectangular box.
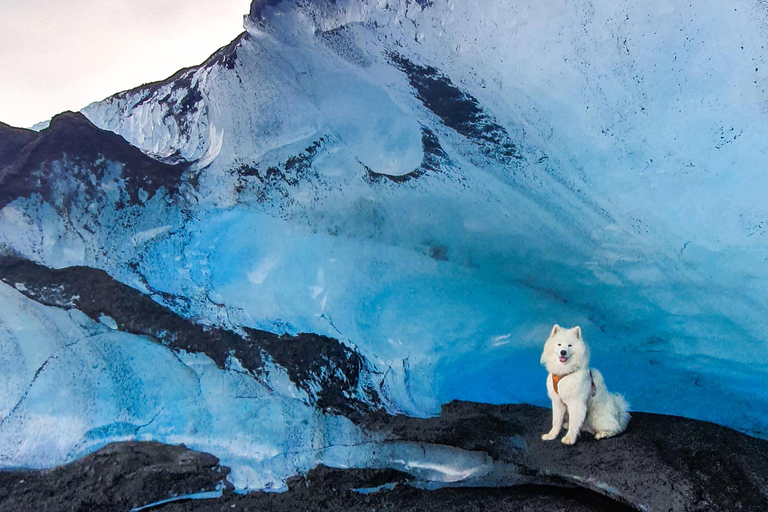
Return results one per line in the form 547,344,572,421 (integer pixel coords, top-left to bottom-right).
552,370,596,396
552,373,564,394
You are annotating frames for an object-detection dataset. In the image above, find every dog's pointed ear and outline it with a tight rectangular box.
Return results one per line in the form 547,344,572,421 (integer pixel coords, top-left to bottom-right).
550,324,561,337
573,326,582,339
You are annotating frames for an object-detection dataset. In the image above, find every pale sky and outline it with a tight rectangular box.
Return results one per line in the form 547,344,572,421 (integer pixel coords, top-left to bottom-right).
0,0,252,128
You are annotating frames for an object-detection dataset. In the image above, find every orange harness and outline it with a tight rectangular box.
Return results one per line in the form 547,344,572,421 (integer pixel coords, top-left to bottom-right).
552,370,596,396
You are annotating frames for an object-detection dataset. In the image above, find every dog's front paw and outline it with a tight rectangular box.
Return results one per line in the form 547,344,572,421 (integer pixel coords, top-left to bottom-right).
541,432,558,441
561,434,577,445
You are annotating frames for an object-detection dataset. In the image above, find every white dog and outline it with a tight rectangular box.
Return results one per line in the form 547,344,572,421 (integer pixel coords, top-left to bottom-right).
540,325,630,445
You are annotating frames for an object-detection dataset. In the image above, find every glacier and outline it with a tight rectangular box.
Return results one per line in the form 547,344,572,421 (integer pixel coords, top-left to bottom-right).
2,0,768,492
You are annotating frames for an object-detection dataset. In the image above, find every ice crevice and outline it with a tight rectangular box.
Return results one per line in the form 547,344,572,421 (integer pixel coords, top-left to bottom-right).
133,407,167,436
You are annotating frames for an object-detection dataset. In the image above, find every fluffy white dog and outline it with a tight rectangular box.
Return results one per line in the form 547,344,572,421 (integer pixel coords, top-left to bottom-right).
540,325,630,445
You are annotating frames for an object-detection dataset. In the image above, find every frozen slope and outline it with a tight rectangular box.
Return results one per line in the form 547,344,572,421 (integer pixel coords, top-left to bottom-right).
1,0,768,485
0,278,366,490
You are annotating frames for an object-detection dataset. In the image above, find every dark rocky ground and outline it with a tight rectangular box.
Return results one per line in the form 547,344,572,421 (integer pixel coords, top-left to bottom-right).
0,442,228,512
155,465,635,512
1,401,766,512
366,401,768,511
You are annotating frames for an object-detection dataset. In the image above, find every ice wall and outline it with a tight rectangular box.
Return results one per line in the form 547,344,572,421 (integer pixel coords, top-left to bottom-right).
83,0,768,428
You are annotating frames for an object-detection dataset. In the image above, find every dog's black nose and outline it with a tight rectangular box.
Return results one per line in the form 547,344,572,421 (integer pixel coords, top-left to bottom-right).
560,350,567,356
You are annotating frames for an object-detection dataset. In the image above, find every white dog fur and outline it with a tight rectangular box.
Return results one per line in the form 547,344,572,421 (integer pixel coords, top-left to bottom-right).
540,324,630,445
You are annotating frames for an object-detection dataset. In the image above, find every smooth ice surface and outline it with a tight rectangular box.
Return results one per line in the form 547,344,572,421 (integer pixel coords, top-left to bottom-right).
321,441,494,483
2,0,768,492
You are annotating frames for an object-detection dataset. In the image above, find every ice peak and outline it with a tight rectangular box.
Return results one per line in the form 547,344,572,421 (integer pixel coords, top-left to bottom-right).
246,0,374,34
249,0,285,21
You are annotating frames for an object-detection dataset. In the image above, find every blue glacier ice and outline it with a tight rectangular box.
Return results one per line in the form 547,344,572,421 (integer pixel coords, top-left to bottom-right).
1,0,768,491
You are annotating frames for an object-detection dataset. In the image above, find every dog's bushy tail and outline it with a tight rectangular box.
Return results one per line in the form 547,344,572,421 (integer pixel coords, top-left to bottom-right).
613,392,631,431
592,369,631,431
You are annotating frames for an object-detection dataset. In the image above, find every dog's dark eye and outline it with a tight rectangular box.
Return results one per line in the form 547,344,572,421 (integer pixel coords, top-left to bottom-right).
568,344,572,347
557,344,561,347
